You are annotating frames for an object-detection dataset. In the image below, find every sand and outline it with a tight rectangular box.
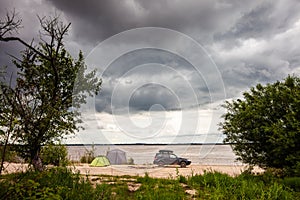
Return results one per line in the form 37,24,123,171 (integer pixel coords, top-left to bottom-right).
2,162,264,178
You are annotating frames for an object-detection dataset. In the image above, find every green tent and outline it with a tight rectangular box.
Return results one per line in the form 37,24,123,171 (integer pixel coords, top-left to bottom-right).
90,156,110,167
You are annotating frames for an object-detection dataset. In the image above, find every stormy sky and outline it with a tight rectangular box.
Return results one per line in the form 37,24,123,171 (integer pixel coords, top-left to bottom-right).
1,0,300,144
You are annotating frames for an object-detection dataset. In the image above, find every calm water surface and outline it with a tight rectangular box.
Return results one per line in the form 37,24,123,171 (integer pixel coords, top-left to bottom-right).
67,144,242,165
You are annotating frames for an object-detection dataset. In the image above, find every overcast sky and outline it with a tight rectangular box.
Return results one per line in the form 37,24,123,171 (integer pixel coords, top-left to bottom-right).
1,0,300,144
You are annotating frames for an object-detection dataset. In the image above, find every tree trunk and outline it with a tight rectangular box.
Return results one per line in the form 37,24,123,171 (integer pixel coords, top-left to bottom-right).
0,141,8,175
32,149,44,171
0,107,14,175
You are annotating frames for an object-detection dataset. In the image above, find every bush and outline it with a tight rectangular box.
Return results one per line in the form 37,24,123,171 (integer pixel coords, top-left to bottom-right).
220,75,300,175
80,154,94,163
0,167,99,199
128,157,134,165
40,144,69,166
5,179,61,200
0,145,23,163
79,146,95,163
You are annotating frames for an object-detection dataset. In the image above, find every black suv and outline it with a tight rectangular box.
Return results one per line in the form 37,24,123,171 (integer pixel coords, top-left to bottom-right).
153,150,191,168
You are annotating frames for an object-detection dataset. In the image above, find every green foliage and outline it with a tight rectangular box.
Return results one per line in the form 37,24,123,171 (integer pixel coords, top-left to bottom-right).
0,169,299,199
178,175,187,184
187,171,295,199
94,184,113,199
128,157,135,165
282,177,300,192
40,144,69,166
220,75,300,175
79,154,95,164
80,146,95,163
6,179,61,200
0,168,99,199
135,173,186,200
0,145,21,163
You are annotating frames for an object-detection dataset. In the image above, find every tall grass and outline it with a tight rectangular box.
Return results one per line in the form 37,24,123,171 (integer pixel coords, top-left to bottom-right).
0,167,299,199
134,173,186,200
186,171,296,199
0,168,99,199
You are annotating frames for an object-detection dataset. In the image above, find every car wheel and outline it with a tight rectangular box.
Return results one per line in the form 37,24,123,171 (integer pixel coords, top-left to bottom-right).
180,162,186,168
158,161,164,167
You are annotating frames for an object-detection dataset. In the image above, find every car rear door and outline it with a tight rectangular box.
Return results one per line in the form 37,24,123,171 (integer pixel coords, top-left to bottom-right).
168,154,178,164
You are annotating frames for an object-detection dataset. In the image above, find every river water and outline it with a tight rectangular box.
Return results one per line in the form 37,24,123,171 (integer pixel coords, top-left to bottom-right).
67,144,242,165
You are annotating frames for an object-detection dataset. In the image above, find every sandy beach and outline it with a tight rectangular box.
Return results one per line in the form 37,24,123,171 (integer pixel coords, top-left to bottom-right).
71,163,264,178
2,144,266,178
2,162,264,178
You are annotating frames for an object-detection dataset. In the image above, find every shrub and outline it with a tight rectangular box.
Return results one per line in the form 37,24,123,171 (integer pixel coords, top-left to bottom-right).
221,75,300,175
79,146,95,163
0,145,23,163
40,144,69,166
128,157,134,165
5,179,61,200
0,168,98,199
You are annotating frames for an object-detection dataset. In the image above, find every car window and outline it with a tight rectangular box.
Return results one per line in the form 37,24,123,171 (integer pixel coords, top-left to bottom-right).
170,154,177,158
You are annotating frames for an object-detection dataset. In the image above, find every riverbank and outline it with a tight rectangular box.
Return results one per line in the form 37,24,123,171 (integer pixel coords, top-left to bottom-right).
2,162,264,178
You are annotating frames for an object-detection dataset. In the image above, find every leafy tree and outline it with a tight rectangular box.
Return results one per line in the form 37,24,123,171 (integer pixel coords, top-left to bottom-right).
0,12,101,170
220,75,300,175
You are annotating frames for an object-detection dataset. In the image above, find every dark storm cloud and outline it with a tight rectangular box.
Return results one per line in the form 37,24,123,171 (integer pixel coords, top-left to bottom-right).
0,0,61,81
128,83,179,111
1,0,300,113
100,48,194,78
47,0,300,45
45,0,141,42
45,0,254,43
92,48,209,112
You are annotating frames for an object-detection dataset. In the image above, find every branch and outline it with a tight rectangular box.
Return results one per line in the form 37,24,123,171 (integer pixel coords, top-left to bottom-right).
0,36,50,61
0,9,22,38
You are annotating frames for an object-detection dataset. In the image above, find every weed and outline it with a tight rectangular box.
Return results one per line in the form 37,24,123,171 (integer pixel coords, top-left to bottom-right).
0,167,299,199
282,177,300,192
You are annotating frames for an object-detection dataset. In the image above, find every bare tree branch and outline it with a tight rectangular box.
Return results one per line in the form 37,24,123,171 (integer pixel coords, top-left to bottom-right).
0,9,22,38
0,36,50,61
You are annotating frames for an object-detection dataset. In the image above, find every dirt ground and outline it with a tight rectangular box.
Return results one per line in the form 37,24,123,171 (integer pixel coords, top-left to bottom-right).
2,162,264,178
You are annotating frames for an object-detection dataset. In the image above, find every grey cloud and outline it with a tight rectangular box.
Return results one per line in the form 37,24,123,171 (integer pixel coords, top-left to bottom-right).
47,0,300,111
128,83,179,111
1,0,300,114
45,0,141,42
101,48,194,78
45,0,257,44
0,42,22,81
215,1,300,43
0,0,65,80
92,48,210,113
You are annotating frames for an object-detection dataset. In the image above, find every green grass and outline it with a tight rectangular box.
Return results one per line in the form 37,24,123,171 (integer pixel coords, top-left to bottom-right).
0,167,299,199
186,171,296,199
